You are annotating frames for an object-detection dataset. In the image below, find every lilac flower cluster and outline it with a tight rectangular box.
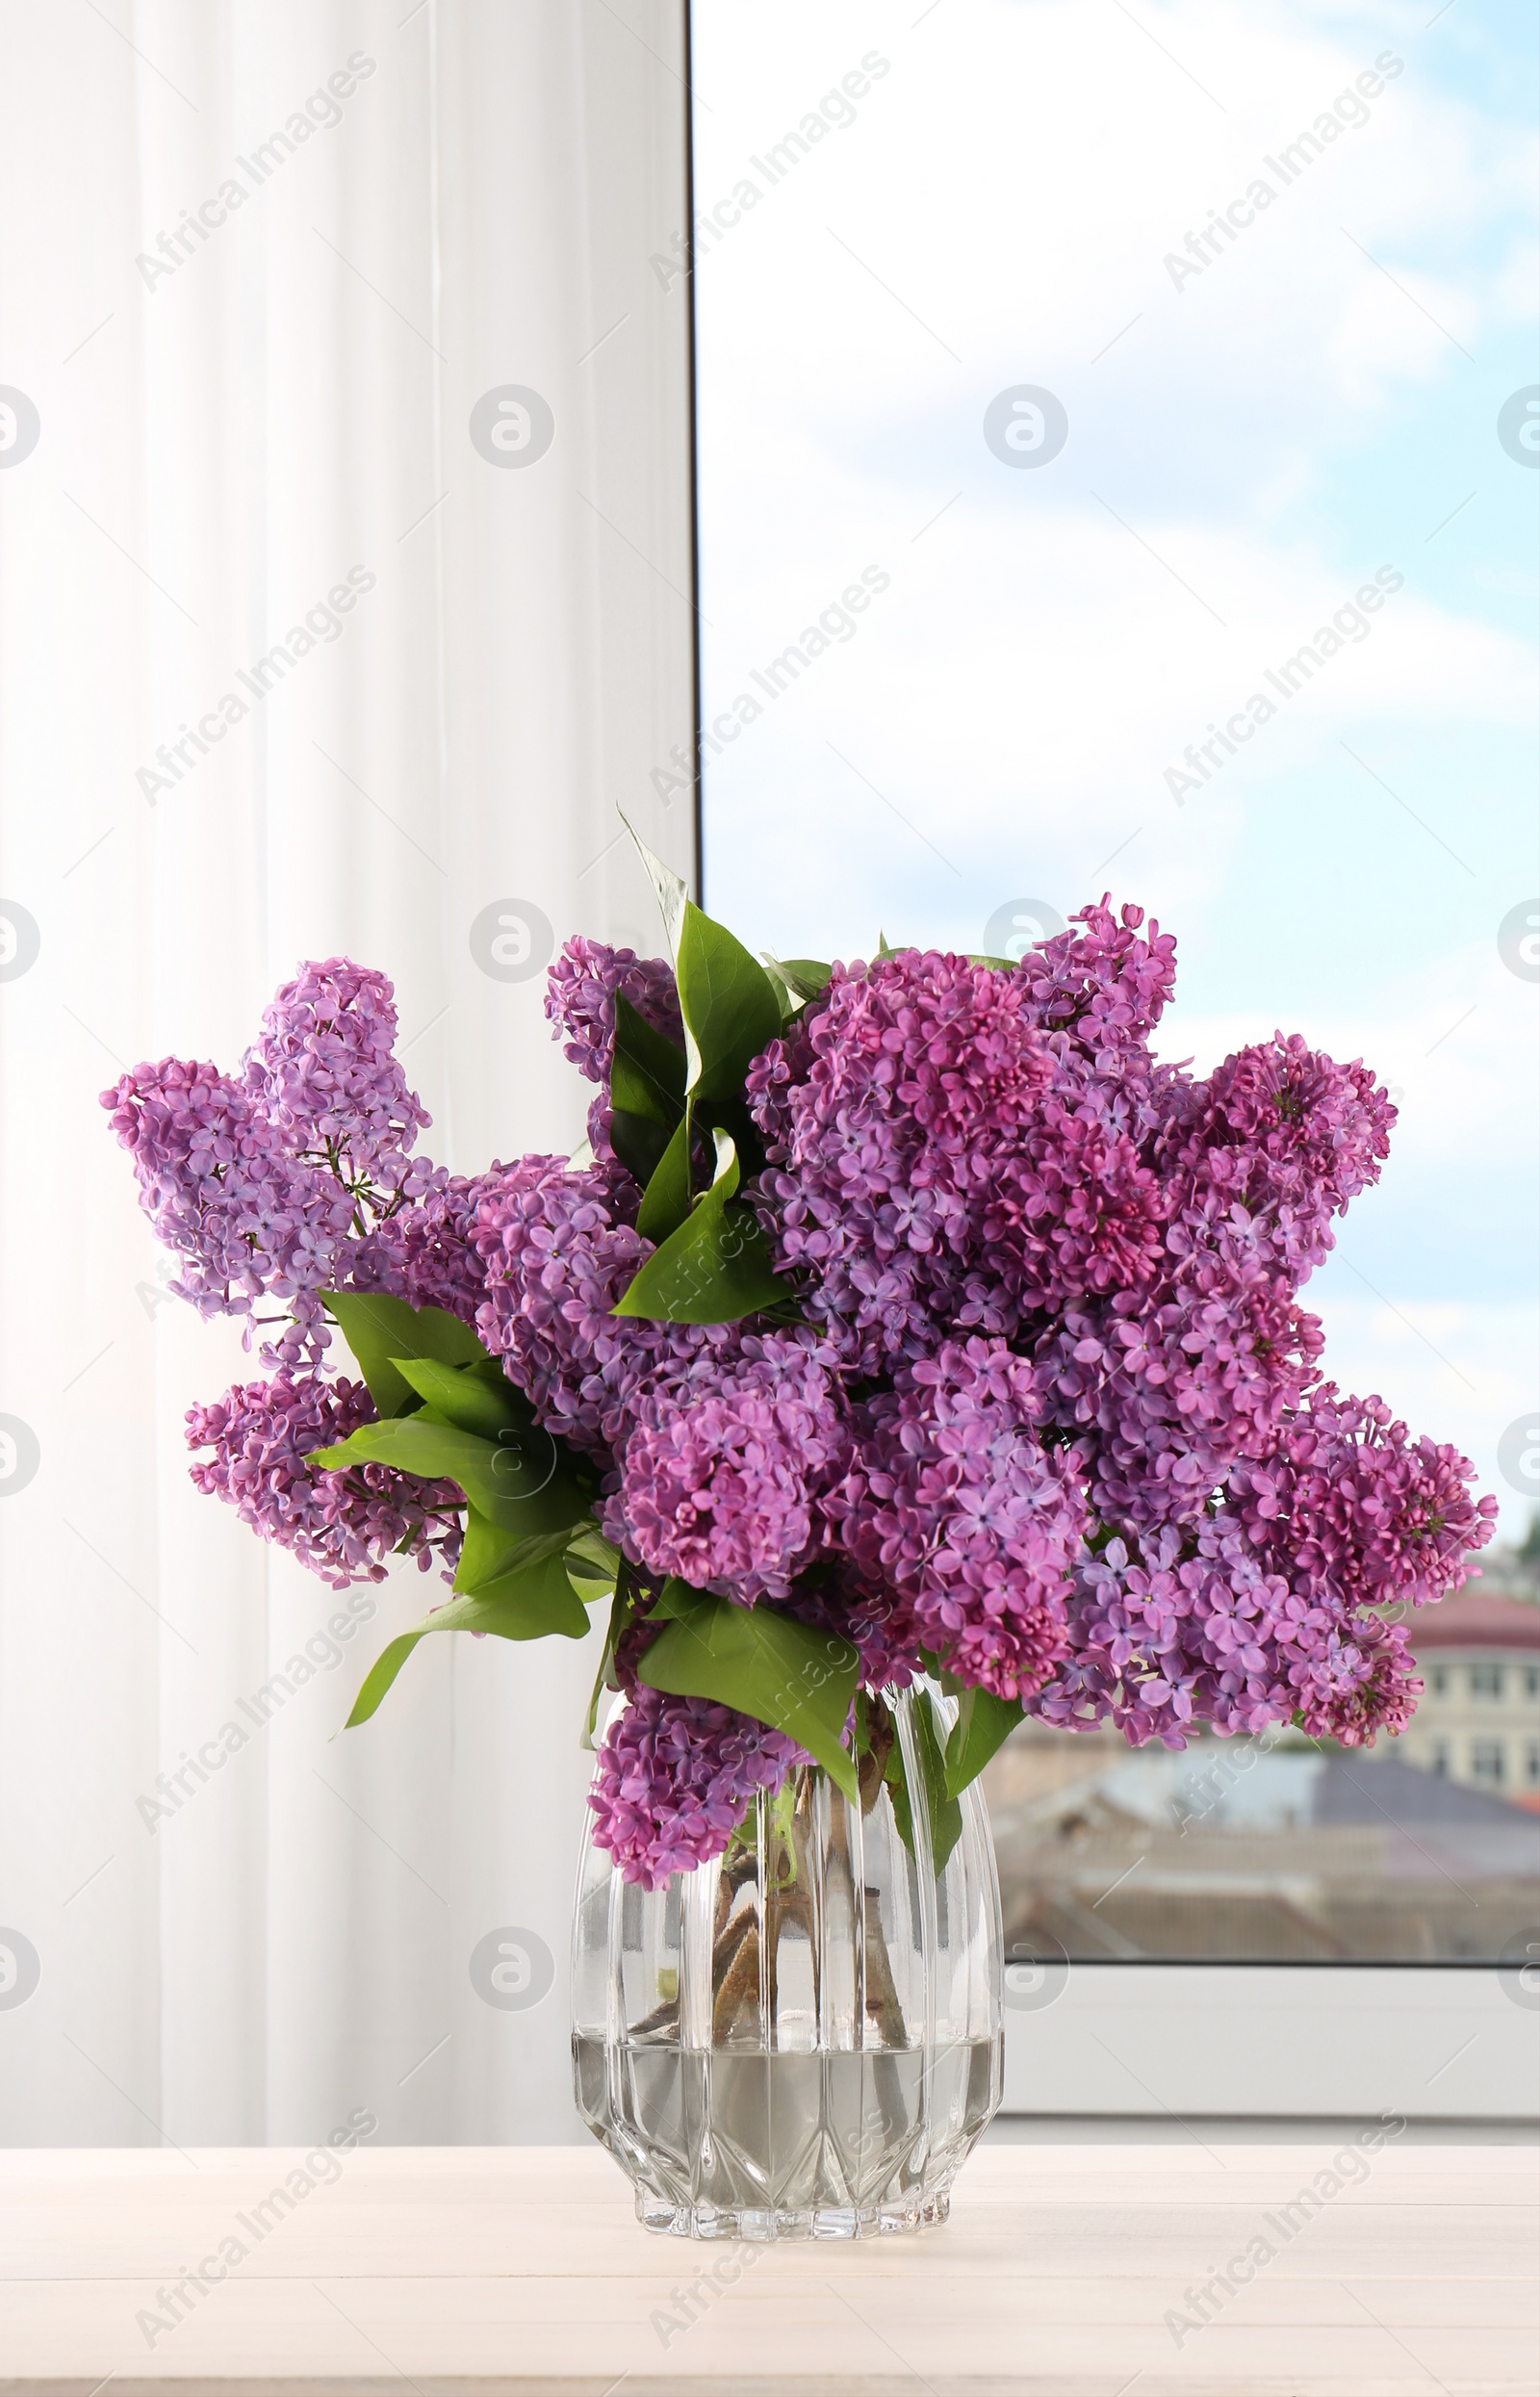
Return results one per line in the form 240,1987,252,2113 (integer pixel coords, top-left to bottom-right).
1030,1385,1494,1749
186,1371,462,1589
104,961,444,1367
545,936,685,1160
585,1684,808,1890
108,915,1493,1893
614,1336,854,1602
826,1339,1086,1699
242,960,433,1187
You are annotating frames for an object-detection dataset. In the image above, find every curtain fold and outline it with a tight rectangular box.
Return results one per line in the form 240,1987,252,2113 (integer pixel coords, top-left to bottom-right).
0,0,695,2144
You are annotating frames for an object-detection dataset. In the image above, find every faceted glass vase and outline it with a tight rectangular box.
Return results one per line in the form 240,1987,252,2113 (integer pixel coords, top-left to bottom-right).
571,1682,1004,2239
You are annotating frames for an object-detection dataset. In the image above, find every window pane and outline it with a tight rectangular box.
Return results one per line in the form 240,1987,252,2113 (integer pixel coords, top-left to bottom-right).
690,1,1539,1966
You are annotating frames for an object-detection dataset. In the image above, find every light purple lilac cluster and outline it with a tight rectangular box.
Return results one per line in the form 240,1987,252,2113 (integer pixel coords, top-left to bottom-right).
106,914,1495,1887
186,1370,462,1589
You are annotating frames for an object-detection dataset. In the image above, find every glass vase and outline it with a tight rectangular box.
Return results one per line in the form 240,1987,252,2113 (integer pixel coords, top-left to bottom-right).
571,1681,1004,2239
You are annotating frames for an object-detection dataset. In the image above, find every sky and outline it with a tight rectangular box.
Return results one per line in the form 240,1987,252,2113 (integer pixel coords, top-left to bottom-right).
689,0,1539,1537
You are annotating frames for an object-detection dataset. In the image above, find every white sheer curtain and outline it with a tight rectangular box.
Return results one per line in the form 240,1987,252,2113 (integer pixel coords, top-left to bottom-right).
0,0,695,2144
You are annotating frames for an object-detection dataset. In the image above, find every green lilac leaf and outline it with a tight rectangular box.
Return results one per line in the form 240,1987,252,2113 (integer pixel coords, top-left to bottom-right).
775,957,834,1003
323,1290,488,1419
390,1354,525,1442
308,1414,592,1537
886,1688,964,1869
943,1686,1025,1799
609,991,686,1124
619,809,688,961
607,1109,676,1190
452,1508,583,1595
634,1114,693,1244
675,902,783,1104
344,1555,589,1729
612,1130,784,1326
637,1581,860,1800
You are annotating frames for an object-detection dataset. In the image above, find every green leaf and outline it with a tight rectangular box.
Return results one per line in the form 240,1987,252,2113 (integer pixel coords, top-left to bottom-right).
608,996,688,1190
344,1554,589,1728
619,810,689,961
634,1114,693,1244
759,954,796,1023
774,956,833,1005
610,992,686,1124
452,1507,584,1596
308,1414,590,1537
612,1130,785,1326
638,1582,860,1800
676,902,783,1104
967,953,1017,970
944,1686,1025,1798
565,1525,622,1591
607,1108,676,1190
583,1570,641,1748
390,1355,523,1442
886,1688,963,1869
324,1290,488,1419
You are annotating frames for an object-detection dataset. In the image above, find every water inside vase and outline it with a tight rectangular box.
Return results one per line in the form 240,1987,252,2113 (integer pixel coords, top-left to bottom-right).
572,2029,1001,2226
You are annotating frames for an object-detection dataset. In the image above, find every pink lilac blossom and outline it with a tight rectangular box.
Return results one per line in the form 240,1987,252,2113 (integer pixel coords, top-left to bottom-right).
587,1683,807,1889
186,1370,462,1588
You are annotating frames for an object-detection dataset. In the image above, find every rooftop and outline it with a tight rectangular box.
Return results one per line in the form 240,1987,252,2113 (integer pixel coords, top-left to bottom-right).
1407,1586,1540,1654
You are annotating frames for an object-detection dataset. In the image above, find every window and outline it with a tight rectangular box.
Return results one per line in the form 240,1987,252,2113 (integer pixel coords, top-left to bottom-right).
1470,1740,1505,1787
1470,1664,1504,1700
1525,1666,1539,1700
1526,1742,1540,1789
691,3,1535,1975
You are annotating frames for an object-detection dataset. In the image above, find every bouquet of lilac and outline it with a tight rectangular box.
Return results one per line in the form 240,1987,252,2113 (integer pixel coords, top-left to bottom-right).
104,829,1495,1891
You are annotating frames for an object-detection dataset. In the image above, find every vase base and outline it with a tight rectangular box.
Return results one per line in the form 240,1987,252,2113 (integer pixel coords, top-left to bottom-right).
634,2190,953,2240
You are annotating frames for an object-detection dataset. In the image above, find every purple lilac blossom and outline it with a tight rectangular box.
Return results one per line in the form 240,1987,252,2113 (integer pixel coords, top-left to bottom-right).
350,1168,505,1325
109,918,1495,1889
103,1059,358,1367
186,1370,462,1589
612,1335,854,1601
586,1683,807,1890
825,1337,1086,1700
1027,1387,1492,1749
241,958,434,1190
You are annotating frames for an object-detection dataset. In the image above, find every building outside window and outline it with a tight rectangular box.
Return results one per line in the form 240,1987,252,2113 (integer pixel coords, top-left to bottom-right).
979,1547,1540,1964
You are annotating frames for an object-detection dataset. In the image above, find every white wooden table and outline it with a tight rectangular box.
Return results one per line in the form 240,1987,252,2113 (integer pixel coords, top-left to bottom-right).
2,2142,1534,2394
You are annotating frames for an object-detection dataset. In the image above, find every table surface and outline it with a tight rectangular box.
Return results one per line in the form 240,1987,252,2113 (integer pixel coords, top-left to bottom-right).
2,2141,1535,2396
